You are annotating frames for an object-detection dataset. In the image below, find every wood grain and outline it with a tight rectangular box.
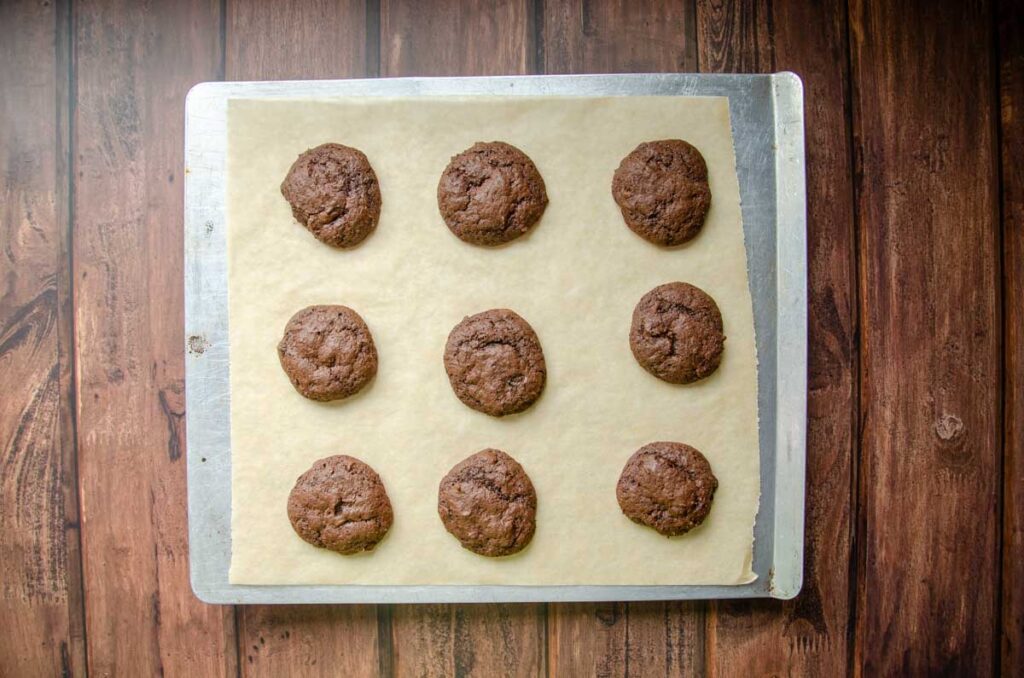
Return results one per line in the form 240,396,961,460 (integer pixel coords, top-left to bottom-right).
548,602,702,677
849,0,1002,674
239,606,380,677
541,0,696,74
697,1,858,675
625,602,703,676
380,0,533,76
224,2,383,675
391,603,545,677
226,0,368,80
548,603,627,676
391,605,455,677
73,0,236,674
0,0,85,675
999,0,1024,672
449,604,545,677
540,3,703,675
694,0,772,73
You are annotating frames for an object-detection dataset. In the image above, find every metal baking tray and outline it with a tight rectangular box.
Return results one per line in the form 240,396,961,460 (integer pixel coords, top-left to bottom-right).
184,73,807,604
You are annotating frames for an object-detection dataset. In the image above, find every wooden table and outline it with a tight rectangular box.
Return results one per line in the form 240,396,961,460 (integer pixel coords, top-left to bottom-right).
1,0,1019,675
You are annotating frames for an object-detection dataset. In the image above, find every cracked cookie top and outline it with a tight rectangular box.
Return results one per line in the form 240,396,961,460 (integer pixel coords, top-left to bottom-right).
629,282,725,384
443,308,546,417
287,455,393,555
616,442,718,537
436,141,548,246
612,139,711,247
437,449,537,557
277,305,378,401
280,143,382,248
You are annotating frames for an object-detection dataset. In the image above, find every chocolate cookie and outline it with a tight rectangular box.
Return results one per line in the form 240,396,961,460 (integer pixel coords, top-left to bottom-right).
629,282,725,384
287,455,393,554
612,139,712,246
438,449,537,557
280,143,382,248
278,305,378,401
616,442,718,537
443,309,546,416
437,141,548,246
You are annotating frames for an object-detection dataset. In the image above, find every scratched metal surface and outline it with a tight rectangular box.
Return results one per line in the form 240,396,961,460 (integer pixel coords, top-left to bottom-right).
183,73,807,603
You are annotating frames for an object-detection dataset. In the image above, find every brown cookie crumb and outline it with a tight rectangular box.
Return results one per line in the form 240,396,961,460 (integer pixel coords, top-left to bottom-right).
287,455,393,554
629,282,725,384
437,141,548,246
280,143,382,248
612,139,711,247
278,305,378,401
438,449,537,557
443,309,546,416
616,442,718,537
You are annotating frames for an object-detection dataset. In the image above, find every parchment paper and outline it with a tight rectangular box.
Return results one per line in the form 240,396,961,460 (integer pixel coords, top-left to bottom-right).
227,96,759,585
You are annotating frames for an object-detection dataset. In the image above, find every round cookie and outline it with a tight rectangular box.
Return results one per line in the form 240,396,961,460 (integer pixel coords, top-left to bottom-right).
437,141,548,246
280,143,382,248
612,139,712,246
278,305,378,401
438,449,537,557
443,309,546,416
616,442,718,537
287,455,393,554
629,282,725,384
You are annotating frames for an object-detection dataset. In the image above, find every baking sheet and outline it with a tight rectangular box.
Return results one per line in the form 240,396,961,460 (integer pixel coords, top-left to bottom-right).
227,96,759,586
184,73,808,603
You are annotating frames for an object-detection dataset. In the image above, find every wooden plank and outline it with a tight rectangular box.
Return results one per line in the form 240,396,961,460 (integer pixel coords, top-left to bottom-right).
451,604,545,677
696,1,858,675
226,0,368,80
392,605,454,677
548,602,701,677
390,604,545,678
0,0,85,675
237,590,380,676
541,0,696,74
540,2,703,675
694,0,772,73
239,606,381,678
999,0,1024,671
73,0,237,674
380,0,533,76
224,2,381,676
379,2,545,674
625,602,703,676
848,0,1001,674
548,603,626,676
